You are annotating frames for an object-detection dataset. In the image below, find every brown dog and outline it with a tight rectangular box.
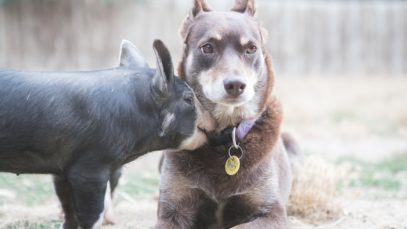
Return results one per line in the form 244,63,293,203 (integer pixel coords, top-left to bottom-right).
156,0,296,228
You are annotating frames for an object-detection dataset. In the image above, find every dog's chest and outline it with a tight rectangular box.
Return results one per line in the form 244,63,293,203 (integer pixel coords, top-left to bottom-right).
182,149,274,201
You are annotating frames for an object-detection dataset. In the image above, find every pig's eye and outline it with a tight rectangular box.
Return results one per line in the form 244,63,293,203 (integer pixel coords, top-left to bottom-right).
201,43,214,54
183,95,194,106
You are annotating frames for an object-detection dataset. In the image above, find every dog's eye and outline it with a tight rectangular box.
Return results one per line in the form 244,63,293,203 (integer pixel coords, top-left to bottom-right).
201,43,214,54
246,44,257,54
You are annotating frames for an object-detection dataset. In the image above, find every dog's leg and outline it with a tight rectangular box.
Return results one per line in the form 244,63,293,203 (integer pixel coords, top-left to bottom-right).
103,167,122,225
225,204,287,229
156,187,217,229
53,175,78,229
229,203,287,229
223,195,287,229
67,162,110,229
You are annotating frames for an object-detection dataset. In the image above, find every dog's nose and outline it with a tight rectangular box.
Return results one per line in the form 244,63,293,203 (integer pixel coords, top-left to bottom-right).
224,80,246,97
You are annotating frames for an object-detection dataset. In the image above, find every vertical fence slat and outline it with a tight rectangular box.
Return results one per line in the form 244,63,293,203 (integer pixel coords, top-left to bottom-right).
0,0,405,76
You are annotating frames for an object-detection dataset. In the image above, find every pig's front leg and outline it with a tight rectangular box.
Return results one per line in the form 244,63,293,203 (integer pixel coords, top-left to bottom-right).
53,175,78,229
66,159,110,229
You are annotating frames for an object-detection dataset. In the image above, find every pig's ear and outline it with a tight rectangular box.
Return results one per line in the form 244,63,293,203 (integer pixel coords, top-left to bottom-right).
119,40,149,68
152,39,174,95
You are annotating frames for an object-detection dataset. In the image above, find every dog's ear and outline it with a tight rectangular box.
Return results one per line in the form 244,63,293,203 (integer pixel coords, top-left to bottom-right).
260,26,268,45
180,16,191,42
119,40,149,68
192,0,210,17
152,39,174,95
231,0,256,16
180,0,211,42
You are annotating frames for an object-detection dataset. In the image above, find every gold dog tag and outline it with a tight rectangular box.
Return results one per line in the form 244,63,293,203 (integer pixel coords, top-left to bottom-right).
225,155,240,176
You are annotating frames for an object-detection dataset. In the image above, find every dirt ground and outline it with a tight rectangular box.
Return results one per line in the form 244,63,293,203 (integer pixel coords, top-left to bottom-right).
0,77,406,228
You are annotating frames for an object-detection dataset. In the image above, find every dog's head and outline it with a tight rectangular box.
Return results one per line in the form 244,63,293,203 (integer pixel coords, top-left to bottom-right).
179,0,273,129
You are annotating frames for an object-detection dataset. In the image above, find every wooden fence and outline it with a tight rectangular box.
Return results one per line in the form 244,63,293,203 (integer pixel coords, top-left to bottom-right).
0,0,406,76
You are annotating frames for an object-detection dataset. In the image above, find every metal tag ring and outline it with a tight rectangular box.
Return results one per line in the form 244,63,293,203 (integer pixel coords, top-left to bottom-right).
232,127,239,149
228,145,243,159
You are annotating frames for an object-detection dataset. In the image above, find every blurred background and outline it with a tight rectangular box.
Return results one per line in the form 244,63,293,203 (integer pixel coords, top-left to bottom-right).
0,0,406,76
0,0,406,228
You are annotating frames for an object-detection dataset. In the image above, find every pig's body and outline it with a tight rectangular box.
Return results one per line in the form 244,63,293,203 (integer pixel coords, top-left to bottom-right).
0,68,177,173
0,40,201,229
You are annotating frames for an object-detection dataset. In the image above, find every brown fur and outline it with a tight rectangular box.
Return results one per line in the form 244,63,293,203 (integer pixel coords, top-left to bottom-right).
157,1,293,228
157,98,291,229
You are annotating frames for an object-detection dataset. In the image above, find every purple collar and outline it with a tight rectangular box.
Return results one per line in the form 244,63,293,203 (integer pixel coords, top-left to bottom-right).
203,118,257,147
235,118,257,141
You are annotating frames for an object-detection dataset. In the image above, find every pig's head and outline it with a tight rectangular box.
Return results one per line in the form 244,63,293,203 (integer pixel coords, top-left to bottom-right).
120,39,212,151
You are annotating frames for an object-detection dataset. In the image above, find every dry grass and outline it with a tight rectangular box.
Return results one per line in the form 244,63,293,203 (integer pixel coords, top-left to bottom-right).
0,204,60,228
288,156,346,224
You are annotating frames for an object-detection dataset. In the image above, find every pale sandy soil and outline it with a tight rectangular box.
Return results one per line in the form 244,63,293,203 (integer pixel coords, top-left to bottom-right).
0,77,406,228
0,199,407,229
